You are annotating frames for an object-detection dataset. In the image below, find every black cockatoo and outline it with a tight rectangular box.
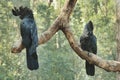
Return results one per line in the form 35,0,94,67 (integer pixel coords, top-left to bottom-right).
80,21,97,76
12,6,39,70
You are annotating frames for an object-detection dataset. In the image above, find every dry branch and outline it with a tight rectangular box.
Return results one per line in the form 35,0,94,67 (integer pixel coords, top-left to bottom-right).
11,17,60,53
11,0,120,72
62,26,120,72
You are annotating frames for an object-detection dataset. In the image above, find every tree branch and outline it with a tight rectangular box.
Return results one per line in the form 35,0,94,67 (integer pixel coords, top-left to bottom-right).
11,17,61,53
62,26,120,72
11,0,120,72
11,0,77,53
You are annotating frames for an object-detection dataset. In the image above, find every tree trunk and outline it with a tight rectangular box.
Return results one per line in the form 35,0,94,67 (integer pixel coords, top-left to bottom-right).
116,0,120,80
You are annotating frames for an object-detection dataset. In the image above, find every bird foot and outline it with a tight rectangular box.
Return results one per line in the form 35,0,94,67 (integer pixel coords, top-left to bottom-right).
88,52,90,56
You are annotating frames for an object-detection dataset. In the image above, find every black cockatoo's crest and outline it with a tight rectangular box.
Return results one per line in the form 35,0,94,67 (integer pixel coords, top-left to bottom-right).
12,6,33,19
83,21,94,37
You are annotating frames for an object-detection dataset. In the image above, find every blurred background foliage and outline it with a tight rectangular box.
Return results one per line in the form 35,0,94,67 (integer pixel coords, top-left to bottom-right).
0,0,116,80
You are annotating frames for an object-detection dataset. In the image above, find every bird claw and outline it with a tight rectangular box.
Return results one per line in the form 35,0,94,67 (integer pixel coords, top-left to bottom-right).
88,52,90,56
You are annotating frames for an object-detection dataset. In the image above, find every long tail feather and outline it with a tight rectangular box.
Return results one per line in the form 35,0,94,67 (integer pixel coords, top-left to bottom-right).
85,61,95,76
26,49,39,70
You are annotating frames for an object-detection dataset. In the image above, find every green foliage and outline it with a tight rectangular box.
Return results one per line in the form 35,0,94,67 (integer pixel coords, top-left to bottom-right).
0,0,116,80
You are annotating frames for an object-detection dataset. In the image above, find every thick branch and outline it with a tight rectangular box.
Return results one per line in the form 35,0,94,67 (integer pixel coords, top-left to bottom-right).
62,26,120,72
11,17,60,53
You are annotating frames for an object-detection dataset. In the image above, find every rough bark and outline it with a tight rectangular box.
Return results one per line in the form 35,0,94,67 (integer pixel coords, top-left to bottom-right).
116,0,120,79
11,0,120,72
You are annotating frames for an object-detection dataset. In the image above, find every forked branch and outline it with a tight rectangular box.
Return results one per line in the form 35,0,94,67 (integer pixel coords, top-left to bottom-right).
11,0,120,72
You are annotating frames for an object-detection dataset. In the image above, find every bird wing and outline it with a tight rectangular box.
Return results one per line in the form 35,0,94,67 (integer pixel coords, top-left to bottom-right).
92,35,97,54
29,20,38,55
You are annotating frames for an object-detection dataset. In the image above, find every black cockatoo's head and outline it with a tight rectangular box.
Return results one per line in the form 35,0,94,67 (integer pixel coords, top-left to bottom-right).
83,21,94,37
12,6,33,19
